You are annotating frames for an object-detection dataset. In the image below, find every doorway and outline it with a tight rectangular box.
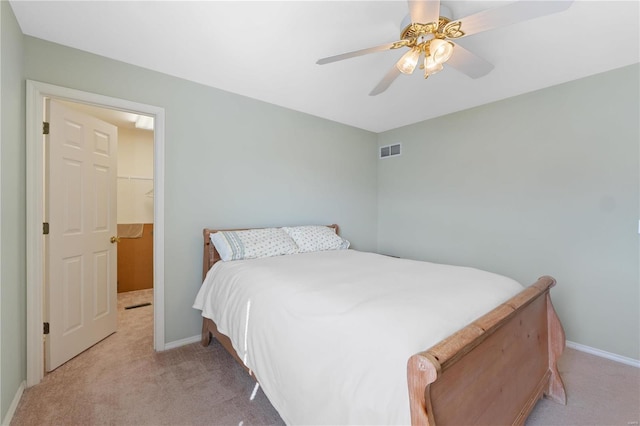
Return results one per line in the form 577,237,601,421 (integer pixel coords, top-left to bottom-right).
26,81,166,386
44,99,155,371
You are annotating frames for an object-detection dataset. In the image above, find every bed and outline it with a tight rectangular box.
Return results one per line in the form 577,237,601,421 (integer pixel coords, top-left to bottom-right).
194,225,566,425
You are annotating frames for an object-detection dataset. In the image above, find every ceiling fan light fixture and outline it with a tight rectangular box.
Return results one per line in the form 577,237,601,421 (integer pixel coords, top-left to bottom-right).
424,56,444,78
430,39,454,64
396,47,421,75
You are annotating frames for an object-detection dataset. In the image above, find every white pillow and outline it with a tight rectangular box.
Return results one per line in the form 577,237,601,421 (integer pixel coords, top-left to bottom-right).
210,232,233,262
282,225,350,253
210,228,299,261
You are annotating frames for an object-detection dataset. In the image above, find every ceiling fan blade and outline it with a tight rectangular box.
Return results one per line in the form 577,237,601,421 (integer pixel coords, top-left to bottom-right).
369,64,402,96
317,42,399,65
408,0,440,24
456,0,573,38
446,43,494,79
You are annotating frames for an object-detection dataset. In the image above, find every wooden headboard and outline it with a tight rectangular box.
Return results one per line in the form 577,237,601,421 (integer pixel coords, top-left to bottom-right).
202,224,339,281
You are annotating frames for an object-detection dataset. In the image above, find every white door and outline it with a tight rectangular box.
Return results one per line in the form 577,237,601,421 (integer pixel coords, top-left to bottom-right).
45,100,118,371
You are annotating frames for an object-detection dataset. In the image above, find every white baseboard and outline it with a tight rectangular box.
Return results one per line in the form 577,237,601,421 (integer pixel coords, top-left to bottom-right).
163,334,201,350
566,340,640,368
1,380,25,426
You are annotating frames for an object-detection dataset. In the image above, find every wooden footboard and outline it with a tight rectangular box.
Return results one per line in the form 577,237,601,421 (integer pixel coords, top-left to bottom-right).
407,276,566,425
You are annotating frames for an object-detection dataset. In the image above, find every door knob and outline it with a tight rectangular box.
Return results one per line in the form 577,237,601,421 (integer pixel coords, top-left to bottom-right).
110,236,120,244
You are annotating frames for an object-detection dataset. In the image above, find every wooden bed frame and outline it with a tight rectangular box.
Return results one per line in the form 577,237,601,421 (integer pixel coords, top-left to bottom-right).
200,225,566,425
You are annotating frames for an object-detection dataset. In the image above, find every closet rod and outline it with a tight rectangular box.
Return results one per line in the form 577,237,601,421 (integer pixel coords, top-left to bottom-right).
117,175,153,181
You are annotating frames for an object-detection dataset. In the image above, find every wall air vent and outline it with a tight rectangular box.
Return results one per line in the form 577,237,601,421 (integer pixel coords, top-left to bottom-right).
380,143,401,159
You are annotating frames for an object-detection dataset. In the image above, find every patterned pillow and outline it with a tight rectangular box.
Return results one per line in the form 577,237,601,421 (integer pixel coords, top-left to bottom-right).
211,228,299,262
282,225,350,253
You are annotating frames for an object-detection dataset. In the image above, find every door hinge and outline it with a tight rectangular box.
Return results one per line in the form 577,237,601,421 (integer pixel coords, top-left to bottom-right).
43,222,49,235
43,122,50,135
43,322,50,335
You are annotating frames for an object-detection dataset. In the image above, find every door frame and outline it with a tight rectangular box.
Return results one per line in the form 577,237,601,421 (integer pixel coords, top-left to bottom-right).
26,80,166,386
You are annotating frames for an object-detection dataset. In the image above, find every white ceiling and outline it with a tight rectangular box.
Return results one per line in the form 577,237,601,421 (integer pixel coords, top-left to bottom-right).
10,0,639,133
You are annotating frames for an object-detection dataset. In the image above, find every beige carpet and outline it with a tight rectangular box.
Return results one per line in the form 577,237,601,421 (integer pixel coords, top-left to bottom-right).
12,289,640,425
527,349,640,426
13,289,282,426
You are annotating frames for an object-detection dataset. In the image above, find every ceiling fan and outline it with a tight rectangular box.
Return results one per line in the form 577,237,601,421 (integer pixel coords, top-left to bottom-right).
316,0,573,96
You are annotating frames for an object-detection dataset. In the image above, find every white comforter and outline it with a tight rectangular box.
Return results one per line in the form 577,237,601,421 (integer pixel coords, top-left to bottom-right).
193,249,523,425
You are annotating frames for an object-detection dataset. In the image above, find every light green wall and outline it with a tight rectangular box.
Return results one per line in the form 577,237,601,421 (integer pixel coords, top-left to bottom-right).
377,64,640,360
23,36,379,343
0,0,26,420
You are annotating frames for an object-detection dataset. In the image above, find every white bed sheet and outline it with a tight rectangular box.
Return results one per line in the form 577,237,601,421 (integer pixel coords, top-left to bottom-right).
193,249,523,425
